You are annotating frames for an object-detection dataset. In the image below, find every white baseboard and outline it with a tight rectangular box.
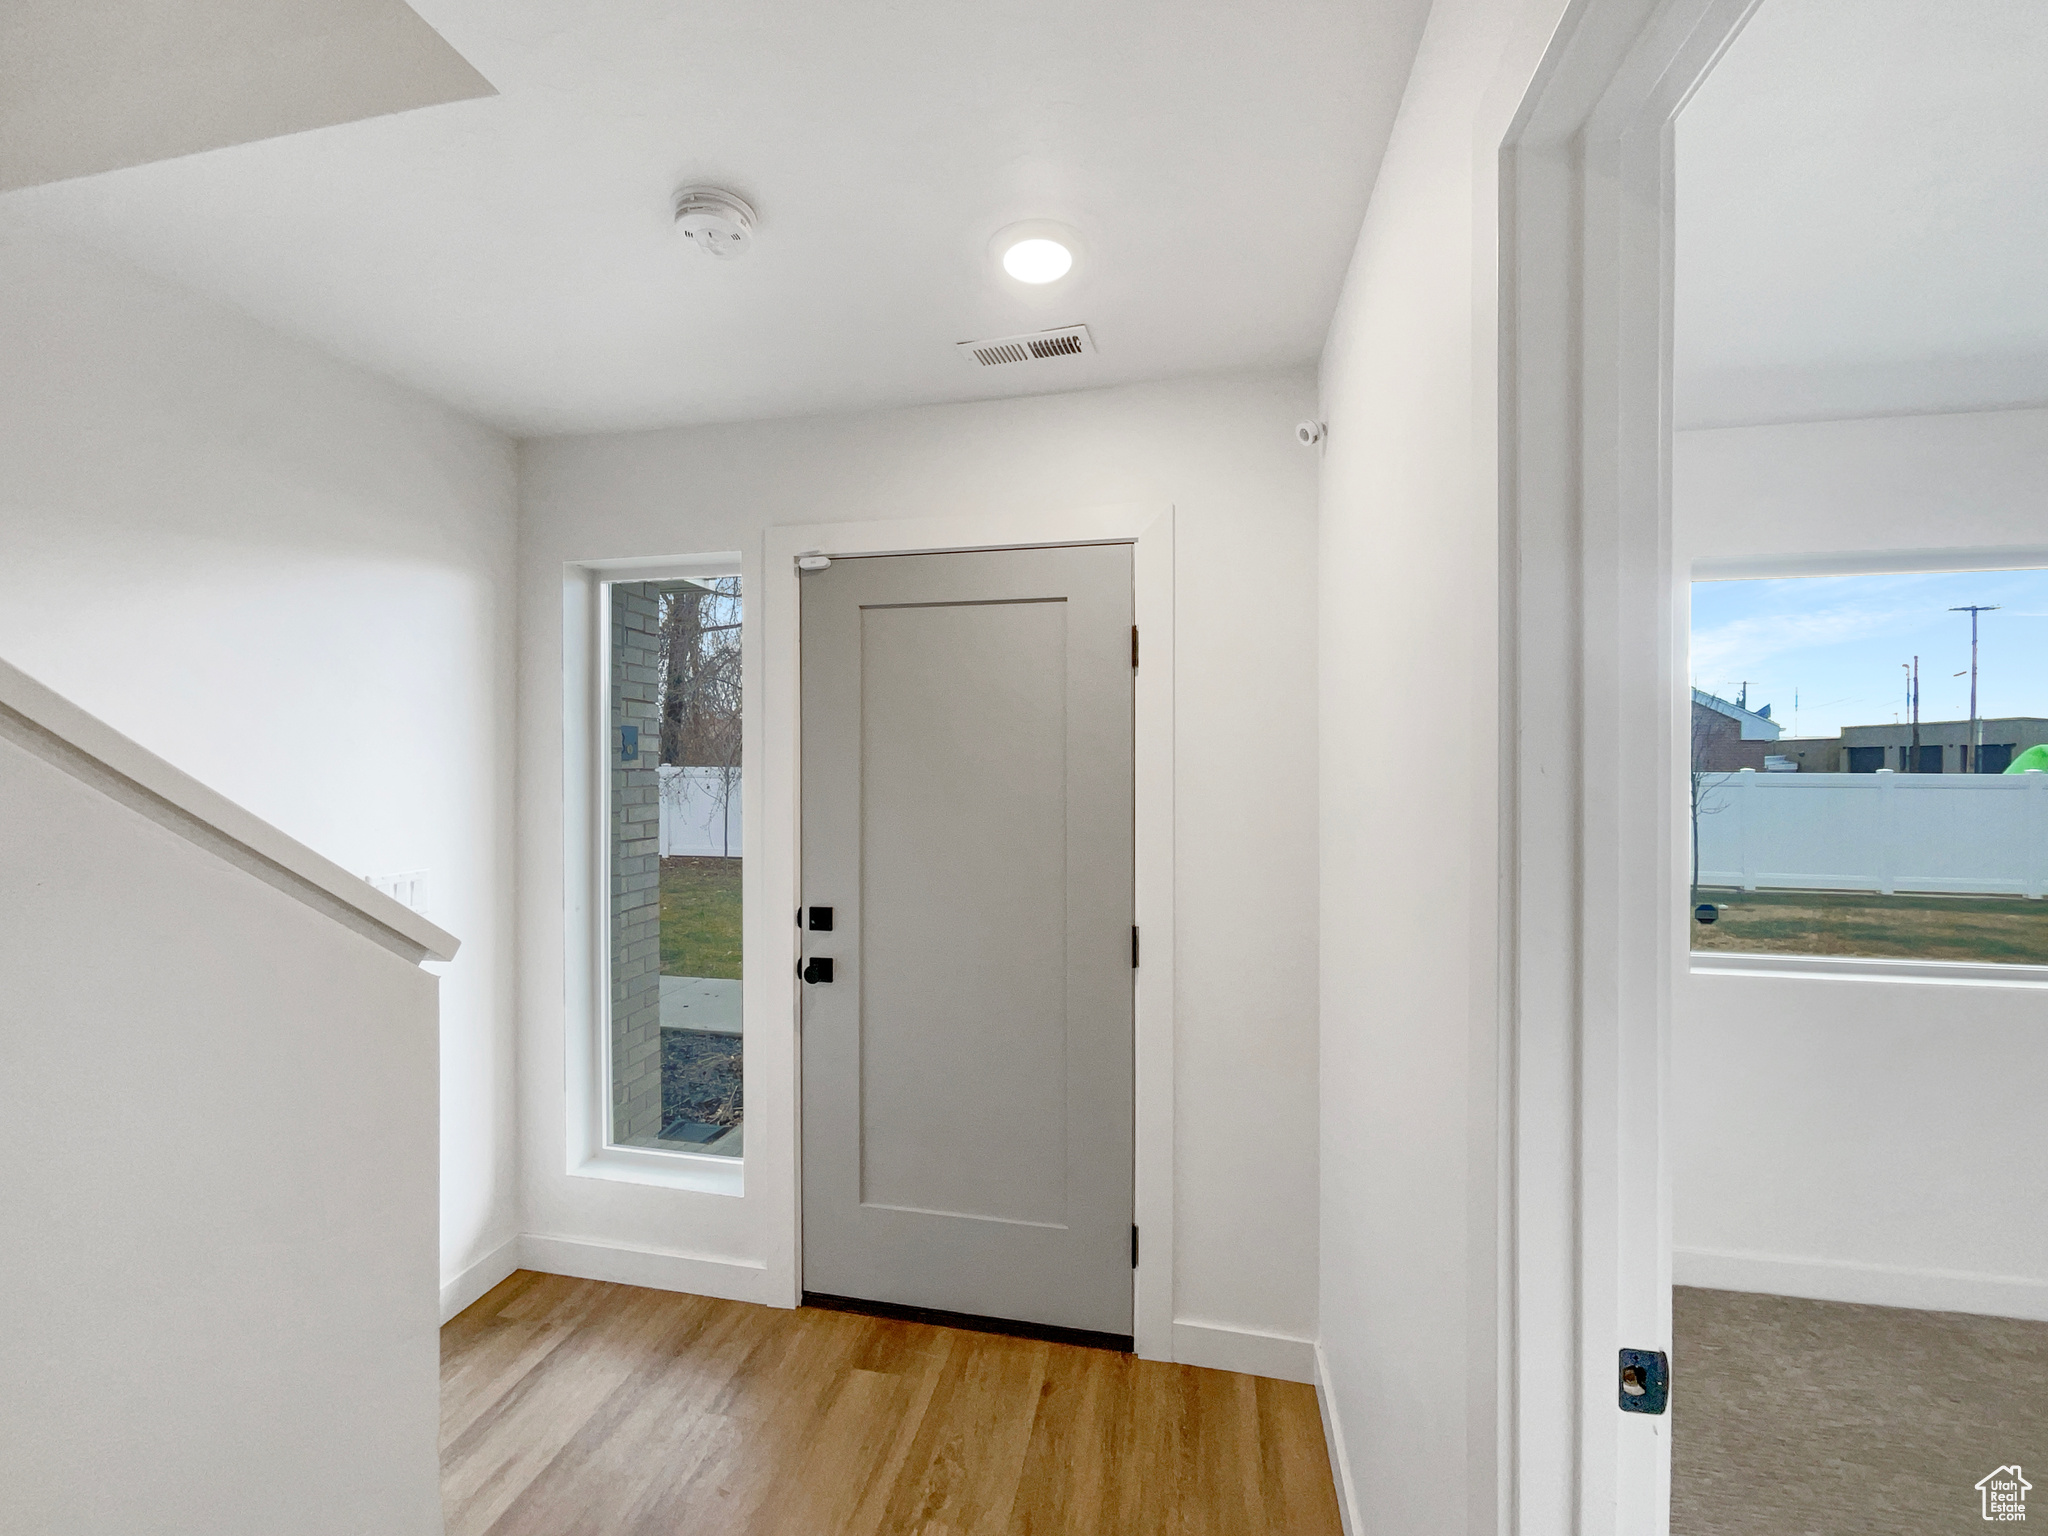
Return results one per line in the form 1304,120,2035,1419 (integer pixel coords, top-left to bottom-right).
1676,1246,2048,1322
1170,1319,1317,1384
520,1233,780,1306
1314,1343,1360,1536
439,1234,523,1324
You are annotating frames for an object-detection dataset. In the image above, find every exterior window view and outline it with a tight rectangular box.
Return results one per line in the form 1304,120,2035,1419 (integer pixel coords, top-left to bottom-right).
609,576,743,1155
1690,569,2048,965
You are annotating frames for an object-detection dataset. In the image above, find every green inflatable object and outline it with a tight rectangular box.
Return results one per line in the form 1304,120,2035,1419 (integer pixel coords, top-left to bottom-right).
2006,743,2048,774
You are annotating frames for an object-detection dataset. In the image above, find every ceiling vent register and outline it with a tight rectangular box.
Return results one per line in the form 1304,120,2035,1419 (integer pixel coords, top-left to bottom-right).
956,325,1096,368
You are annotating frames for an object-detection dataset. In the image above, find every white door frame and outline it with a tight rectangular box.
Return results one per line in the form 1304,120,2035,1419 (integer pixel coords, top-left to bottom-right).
1501,0,1760,1529
761,504,1176,1359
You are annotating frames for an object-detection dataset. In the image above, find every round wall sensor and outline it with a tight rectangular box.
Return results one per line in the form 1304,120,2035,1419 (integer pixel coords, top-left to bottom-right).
673,186,757,258
1296,420,1326,447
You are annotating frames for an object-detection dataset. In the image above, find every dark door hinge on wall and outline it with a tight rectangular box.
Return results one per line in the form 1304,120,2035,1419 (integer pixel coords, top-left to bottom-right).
1132,1225,1140,1268
1131,926,1139,967
1132,625,1139,671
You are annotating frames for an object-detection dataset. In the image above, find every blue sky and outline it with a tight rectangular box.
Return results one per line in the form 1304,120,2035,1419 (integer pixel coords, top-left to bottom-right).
1690,569,2048,738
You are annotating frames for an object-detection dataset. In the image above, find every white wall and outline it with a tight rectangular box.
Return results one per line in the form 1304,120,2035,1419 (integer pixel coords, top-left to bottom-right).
1314,0,1569,1529
1674,976,2048,1319
1680,405,2048,565
516,368,1322,1358
0,717,442,1535
1675,406,2048,1319
0,226,521,1307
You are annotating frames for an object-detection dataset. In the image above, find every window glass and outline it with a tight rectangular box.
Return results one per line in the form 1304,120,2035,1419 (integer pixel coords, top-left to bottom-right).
609,577,743,1154
1690,569,2048,964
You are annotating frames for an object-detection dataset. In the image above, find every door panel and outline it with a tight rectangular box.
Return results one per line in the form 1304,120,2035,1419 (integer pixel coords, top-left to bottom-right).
858,599,1070,1225
800,545,1134,1335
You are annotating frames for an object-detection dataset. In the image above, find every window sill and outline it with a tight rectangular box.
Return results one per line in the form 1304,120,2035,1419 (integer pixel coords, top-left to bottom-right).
1690,950,2048,989
572,1145,744,1197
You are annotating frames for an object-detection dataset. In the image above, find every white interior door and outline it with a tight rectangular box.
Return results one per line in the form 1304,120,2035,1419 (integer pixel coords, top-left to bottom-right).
799,544,1135,1337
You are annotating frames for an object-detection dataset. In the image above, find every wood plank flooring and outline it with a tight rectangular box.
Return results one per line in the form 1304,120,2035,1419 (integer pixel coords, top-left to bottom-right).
442,1271,1343,1536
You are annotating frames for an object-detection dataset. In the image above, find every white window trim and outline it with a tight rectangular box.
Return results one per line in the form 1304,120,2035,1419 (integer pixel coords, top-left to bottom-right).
1694,548,2048,583
566,552,750,1200
761,505,1176,1358
1691,951,2048,989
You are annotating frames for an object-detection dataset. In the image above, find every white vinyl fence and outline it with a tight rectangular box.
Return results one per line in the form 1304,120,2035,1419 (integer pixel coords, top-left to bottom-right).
658,765,742,857
1696,768,2048,898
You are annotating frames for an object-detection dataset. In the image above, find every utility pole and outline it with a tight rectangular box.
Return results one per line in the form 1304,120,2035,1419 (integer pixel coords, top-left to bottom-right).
1905,657,1920,771
1950,606,2000,771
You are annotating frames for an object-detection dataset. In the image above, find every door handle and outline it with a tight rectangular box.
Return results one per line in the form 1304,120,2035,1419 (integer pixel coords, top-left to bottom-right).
802,957,834,984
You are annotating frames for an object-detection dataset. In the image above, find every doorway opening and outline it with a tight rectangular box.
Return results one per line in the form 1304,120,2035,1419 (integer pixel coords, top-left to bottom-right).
1670,4,2048,1529
1504,0,2048,1523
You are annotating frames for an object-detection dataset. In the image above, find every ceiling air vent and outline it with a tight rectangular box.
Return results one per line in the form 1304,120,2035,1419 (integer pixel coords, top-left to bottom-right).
957,325,1095,369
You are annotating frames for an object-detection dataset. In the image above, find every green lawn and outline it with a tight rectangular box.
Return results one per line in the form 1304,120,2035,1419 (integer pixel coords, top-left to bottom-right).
1692,887,2048,965
660,856,743,978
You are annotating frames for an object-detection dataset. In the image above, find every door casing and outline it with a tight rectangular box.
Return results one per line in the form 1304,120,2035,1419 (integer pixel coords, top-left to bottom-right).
1502,1,1766,1531
759,504,1176,1359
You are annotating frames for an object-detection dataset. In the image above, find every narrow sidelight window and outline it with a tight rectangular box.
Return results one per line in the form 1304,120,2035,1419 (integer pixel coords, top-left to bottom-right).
607,576,743,1156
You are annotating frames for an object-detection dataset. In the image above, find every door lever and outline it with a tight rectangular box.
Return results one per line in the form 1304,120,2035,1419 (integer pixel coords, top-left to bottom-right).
802,957,834,984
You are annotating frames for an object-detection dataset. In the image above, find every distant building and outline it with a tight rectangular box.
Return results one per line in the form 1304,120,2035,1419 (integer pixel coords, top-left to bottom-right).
1771,736,1841,772
1691,689,1780,772
1836,717,2048,773
1741,717,2048,773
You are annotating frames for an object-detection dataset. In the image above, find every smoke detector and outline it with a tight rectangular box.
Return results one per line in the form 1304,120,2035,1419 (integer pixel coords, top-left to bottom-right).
955,324,1096,369
673,186,756,258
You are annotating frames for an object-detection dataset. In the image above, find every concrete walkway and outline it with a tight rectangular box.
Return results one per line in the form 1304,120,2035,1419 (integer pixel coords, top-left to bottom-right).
659,975,741,1035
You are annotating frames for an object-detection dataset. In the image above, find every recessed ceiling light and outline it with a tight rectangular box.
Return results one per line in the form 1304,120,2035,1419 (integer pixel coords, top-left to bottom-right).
989,220,1084,287
1001,237,1073,284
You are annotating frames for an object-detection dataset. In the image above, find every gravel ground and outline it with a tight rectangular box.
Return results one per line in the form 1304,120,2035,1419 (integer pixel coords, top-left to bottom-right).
661,1028,742,1141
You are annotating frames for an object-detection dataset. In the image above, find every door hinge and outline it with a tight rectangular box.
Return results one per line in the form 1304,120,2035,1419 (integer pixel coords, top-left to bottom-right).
1132,1224,1140,1268
1131,925,1139,967
1132,624,1139,671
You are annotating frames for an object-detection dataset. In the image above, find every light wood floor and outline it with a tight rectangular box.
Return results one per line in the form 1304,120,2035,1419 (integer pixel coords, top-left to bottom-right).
442,1271,1343,1536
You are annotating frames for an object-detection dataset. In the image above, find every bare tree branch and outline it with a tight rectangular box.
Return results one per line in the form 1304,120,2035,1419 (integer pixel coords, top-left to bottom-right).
657,578,743,858
1691,701,1738,917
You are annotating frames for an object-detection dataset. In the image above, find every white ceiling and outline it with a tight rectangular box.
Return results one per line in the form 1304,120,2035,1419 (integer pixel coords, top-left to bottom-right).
1678,0,2048,428
0,0,1430,437
0,0,492,193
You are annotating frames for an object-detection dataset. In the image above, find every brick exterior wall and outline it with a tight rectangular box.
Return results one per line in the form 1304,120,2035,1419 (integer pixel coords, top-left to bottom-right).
1692,703,1770,772
610,583,664,1143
